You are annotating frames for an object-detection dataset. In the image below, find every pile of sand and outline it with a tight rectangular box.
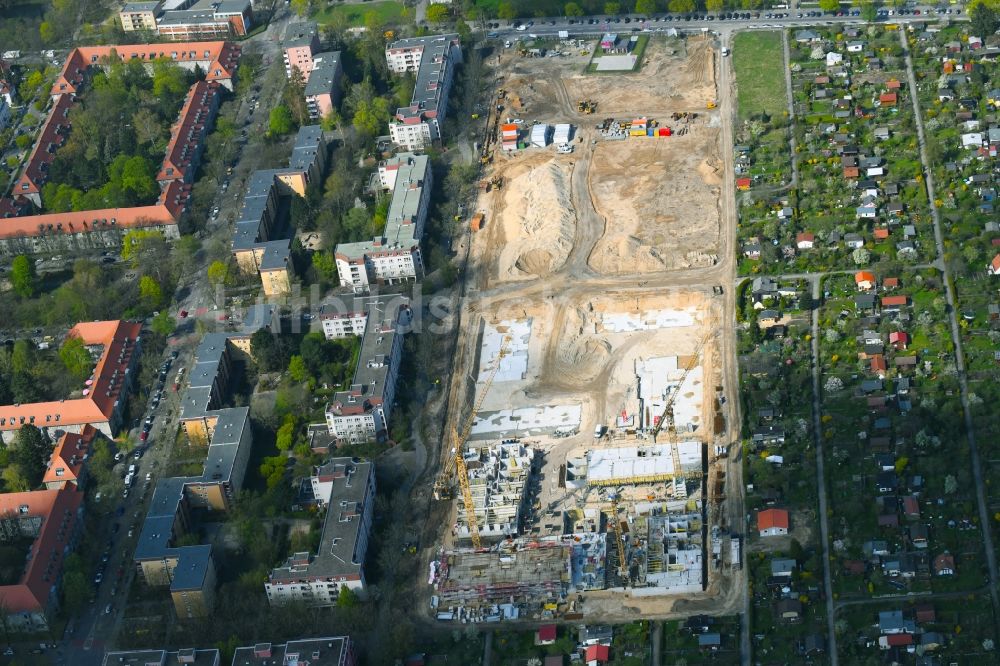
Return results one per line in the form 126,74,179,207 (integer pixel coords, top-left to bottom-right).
496,160,576,281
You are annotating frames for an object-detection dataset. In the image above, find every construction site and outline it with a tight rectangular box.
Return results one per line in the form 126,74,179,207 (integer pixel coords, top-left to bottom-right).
427,32,743,624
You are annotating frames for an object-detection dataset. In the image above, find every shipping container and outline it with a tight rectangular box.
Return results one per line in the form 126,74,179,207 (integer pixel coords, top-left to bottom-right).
659,128,671,137
470,213,485,232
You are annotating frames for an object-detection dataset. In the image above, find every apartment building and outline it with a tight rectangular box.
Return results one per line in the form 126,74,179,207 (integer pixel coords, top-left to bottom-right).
266,459,375,604
318,294,411,340
157,80,222,184
231,126,327,295
456,440,535,541
119,1,162,31
0,96,10,131
324,312,405,445
135,309,275,617
13,94,74,206
334,153,431,291
304,51,342,120
231,638,355,666
283,22,320,81
0,321,142,444
0,488,85,631
43,425,99,490
385,34,461,150
120,0,254,39
103,649,220,666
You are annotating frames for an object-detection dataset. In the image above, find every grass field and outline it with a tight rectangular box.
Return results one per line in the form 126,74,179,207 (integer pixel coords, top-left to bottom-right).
732,31,786,119
314,0,408,27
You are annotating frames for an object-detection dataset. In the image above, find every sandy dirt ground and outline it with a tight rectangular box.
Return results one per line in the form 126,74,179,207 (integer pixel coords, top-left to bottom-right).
565,38,717,115
493,155,577,281
588,129,723,274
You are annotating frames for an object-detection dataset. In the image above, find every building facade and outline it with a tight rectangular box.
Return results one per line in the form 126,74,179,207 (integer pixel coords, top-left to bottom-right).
304,51,342,120
334,153,431,291
385,34,461,150
283,22,320,80
265,459,375,605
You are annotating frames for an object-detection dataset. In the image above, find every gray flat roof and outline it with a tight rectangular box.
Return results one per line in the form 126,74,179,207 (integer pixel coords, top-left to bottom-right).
121,1,163,12
269,458,373,582
202,406,250,483
327,316,400,417
390,34,459,121
157,9,221,26
285,22,318,48
215,0,250,13
102,649,219,666
258,239,290,271
169,544,213,591
231,638,350,666
289,125,325,171
304,52,341,97
335,153,428,261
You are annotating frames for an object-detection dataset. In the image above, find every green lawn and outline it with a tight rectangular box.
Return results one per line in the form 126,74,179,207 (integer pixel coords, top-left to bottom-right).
732,31,786,119
314,1,408,27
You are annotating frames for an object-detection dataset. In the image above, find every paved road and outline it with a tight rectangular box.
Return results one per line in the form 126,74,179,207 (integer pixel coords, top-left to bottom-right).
781,30,800,190
898,28,1000,620
806,274,838,665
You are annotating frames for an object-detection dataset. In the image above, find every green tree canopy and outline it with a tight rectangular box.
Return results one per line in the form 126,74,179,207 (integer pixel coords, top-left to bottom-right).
10,255,37,298
972,2,998,35
59,336,92,380
207,260,232,288
819,0,840,13
139,275,163,309
288,355,309,383
13,425,49,489
426,3,450,22
635,0,658,14
564,2,585,16
604,1,621,14
268,105,295,135
668,0,695,13
497,1,516,19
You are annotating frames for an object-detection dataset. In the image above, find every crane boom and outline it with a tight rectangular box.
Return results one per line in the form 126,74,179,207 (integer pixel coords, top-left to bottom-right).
435,334,511,550
651,337,707,440
610,496,629,584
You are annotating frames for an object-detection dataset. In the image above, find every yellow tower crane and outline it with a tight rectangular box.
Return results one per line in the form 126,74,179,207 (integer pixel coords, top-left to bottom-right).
434,335,511,550
609,495,629,584
650,337,708,441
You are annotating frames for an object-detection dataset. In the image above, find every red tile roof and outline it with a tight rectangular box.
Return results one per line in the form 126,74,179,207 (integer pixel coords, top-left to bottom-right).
991,254,1000,272
0,488,84,615
855,271,875,285
52,42,240,97
157,80,221,183
843,166,860,178
13,95,75,198
885,633,913,647
584,645,610,663
874,228,890,239
0,321,142,434
870,354,887,373
889,331,909,346
758,509,789,531
879,92,898,105
0,180,188,240
43,425,98,488
882,295,909,306
883,277,900,288
537,624,557,642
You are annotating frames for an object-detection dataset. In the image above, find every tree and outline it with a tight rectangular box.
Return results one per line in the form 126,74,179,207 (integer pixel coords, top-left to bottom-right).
972,2,998,37
819,0,840,13
288,355,310,383
851,248,870,265
337,585,360,608
276,415,297,452
207,260,232,288
497,1,516,19
59,336,92,380
668,0,695,13
250,329,281,372
705,0,724,10
139,275,163,309
10,255,37,298
564,2,585,15
604,1,621,13
61,569,89,613
290,0,312,17
312,251,338,283
860,1,877,22
13,425,48,489
268,105,295,136
426,3,450,22
351,98,390,137
944,475,958,494
151,310,176,337
635,0,658,13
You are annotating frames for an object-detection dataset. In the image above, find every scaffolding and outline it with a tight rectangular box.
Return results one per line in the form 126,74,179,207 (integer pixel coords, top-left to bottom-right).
455,440,535,541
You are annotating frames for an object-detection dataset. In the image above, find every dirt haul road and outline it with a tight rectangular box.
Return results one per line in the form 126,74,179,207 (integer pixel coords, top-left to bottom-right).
438,35,745,623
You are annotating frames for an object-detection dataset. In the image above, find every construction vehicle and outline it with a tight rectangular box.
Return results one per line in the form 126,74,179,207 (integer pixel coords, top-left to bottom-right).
383,30,395,41
706,100,717,110
577,100,597,114
433,336,512,549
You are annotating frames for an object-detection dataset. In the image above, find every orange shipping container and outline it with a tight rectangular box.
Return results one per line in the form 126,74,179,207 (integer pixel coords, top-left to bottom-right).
470,213,485,232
